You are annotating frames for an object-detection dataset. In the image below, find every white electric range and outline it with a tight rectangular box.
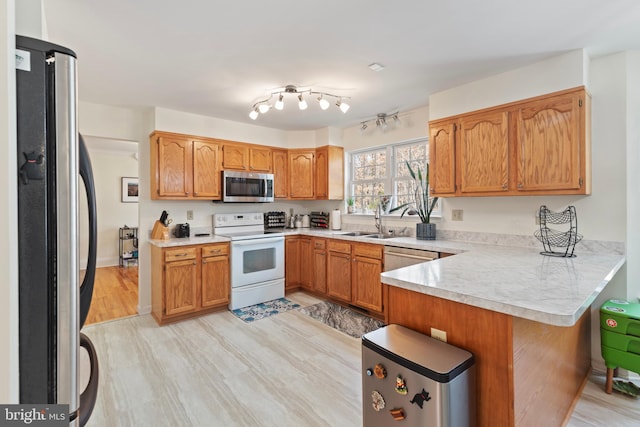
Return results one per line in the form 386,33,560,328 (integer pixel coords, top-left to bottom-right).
213,212,285,310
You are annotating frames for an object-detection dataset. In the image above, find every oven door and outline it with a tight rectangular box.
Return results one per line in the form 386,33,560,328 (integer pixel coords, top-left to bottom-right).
230,236,284,287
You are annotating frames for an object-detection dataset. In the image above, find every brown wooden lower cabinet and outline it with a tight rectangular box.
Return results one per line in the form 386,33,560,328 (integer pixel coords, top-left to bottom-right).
326,243,352,302
313,238,327,293
151,242,230,325
386,286,591,426
285,236,300,291
299,236,313,290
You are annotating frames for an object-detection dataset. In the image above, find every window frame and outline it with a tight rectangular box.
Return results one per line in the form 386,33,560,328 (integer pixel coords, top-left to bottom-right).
347,137,440,218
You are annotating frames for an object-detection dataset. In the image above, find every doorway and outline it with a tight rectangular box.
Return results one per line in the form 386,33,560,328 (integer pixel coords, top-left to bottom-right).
81,136,140,325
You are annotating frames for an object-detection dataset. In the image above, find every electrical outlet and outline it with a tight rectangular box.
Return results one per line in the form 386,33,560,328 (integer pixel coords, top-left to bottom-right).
452,209,464,221
431,328,447,343
186,210,194,221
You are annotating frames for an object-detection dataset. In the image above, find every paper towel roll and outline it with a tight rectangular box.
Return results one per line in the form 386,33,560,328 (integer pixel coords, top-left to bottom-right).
330,209,342,230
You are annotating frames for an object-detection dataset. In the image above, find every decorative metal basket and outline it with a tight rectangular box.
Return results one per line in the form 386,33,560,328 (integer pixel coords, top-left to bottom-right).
534,205,583,257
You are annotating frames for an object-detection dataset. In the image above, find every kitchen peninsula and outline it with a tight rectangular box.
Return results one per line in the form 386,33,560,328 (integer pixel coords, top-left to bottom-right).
380,242,625,426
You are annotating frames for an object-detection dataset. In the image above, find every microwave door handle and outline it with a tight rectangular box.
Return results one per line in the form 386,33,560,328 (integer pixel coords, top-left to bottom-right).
263,178,267,197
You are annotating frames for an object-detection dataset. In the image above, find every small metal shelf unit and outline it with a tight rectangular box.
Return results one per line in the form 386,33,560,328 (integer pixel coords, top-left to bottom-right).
119,226,138,267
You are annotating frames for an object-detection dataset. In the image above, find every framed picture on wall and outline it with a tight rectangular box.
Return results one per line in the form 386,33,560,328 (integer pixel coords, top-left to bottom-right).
121,177,139,203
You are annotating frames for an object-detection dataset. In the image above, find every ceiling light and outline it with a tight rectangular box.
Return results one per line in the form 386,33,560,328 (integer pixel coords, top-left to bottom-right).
248,84,351,120
337,99,350,113
317,95,330,110
368,62,385,72
361,111,401,132
275,94,284,110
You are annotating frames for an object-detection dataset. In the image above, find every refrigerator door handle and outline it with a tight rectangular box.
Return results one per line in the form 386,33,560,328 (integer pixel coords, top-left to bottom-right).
79,134,97,329
78,333,99,427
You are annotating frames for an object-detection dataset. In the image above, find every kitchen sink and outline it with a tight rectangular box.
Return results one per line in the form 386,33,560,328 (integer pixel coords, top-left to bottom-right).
365,234,395,239
341,231,375,236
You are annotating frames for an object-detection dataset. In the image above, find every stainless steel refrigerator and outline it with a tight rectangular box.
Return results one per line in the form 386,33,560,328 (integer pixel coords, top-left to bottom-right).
16,35,99,426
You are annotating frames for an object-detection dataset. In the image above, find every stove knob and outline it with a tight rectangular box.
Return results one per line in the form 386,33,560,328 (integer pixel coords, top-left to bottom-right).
366,368,373,376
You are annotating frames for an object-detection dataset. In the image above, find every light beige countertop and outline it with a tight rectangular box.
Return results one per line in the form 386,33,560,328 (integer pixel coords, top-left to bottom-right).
149,227,625,327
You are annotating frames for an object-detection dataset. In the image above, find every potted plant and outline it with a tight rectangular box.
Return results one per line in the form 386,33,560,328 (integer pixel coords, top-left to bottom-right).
346,197,355,214
391,161,439,240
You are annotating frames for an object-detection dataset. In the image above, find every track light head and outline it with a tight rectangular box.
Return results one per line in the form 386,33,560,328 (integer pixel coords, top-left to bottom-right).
249,108,259,120
298,94,308,110
275,94,284,110
337,99,350,113
258,103,270,114
318,95,330,110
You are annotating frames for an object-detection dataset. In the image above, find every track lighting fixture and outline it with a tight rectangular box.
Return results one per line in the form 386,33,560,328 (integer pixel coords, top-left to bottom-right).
248,84,351,120
360,111,401,132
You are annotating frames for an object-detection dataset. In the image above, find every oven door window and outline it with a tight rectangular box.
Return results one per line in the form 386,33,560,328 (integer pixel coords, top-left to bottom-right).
243,247,275,274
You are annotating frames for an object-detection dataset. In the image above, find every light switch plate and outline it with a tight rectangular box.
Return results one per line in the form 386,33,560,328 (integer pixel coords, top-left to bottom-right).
452,209,464,221
186,210,194,221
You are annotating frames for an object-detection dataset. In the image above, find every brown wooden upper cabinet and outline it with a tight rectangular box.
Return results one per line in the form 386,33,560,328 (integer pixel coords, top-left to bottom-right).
459,110,509,194
221,143,248,170
222,143,272,172
428,86,591,197
289,149,315,199
315,146,345,200
429,120,456,195
272,149,288,198
150,131,221,200
249,146,272,172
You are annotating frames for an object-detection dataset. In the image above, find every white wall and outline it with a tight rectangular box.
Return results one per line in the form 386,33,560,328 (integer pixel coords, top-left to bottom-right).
1,0,18,404
80,141,139,267
429,50,588,120
626,51,640,303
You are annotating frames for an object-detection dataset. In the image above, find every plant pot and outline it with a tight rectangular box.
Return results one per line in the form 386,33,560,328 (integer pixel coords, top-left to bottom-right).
416,223,436,240
347,206,355,214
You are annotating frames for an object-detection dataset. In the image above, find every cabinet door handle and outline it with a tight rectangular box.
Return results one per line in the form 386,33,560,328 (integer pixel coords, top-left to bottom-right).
517,183,523,189
502,183,507,190
194,192,198,196
175,253,189,257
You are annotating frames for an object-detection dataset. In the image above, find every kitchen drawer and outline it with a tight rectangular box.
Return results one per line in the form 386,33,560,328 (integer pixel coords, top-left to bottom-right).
165,247,197,262
202,244,229,257
601,344,640,372
313,238,326,250
328,240,351,254
353,243,382,259
600,300,640,337
601,329,640,354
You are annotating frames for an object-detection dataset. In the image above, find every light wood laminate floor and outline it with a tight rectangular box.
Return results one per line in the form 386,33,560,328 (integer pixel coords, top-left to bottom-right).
81,292,640,426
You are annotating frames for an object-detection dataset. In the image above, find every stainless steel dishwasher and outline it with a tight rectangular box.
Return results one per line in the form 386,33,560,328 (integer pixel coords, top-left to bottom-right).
383,246,439,271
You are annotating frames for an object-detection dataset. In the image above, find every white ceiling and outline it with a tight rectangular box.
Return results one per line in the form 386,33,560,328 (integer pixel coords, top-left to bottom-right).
43,0,640,131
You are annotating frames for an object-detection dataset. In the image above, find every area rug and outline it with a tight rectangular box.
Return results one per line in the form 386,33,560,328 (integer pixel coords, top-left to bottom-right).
231,298,300,323
299,301,385,338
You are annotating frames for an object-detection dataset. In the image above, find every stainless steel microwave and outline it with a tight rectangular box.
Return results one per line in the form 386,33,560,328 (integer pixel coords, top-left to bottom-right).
222,170,274,202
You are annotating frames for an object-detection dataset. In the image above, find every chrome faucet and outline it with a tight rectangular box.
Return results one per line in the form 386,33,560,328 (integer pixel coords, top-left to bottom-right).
375,204,383,234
